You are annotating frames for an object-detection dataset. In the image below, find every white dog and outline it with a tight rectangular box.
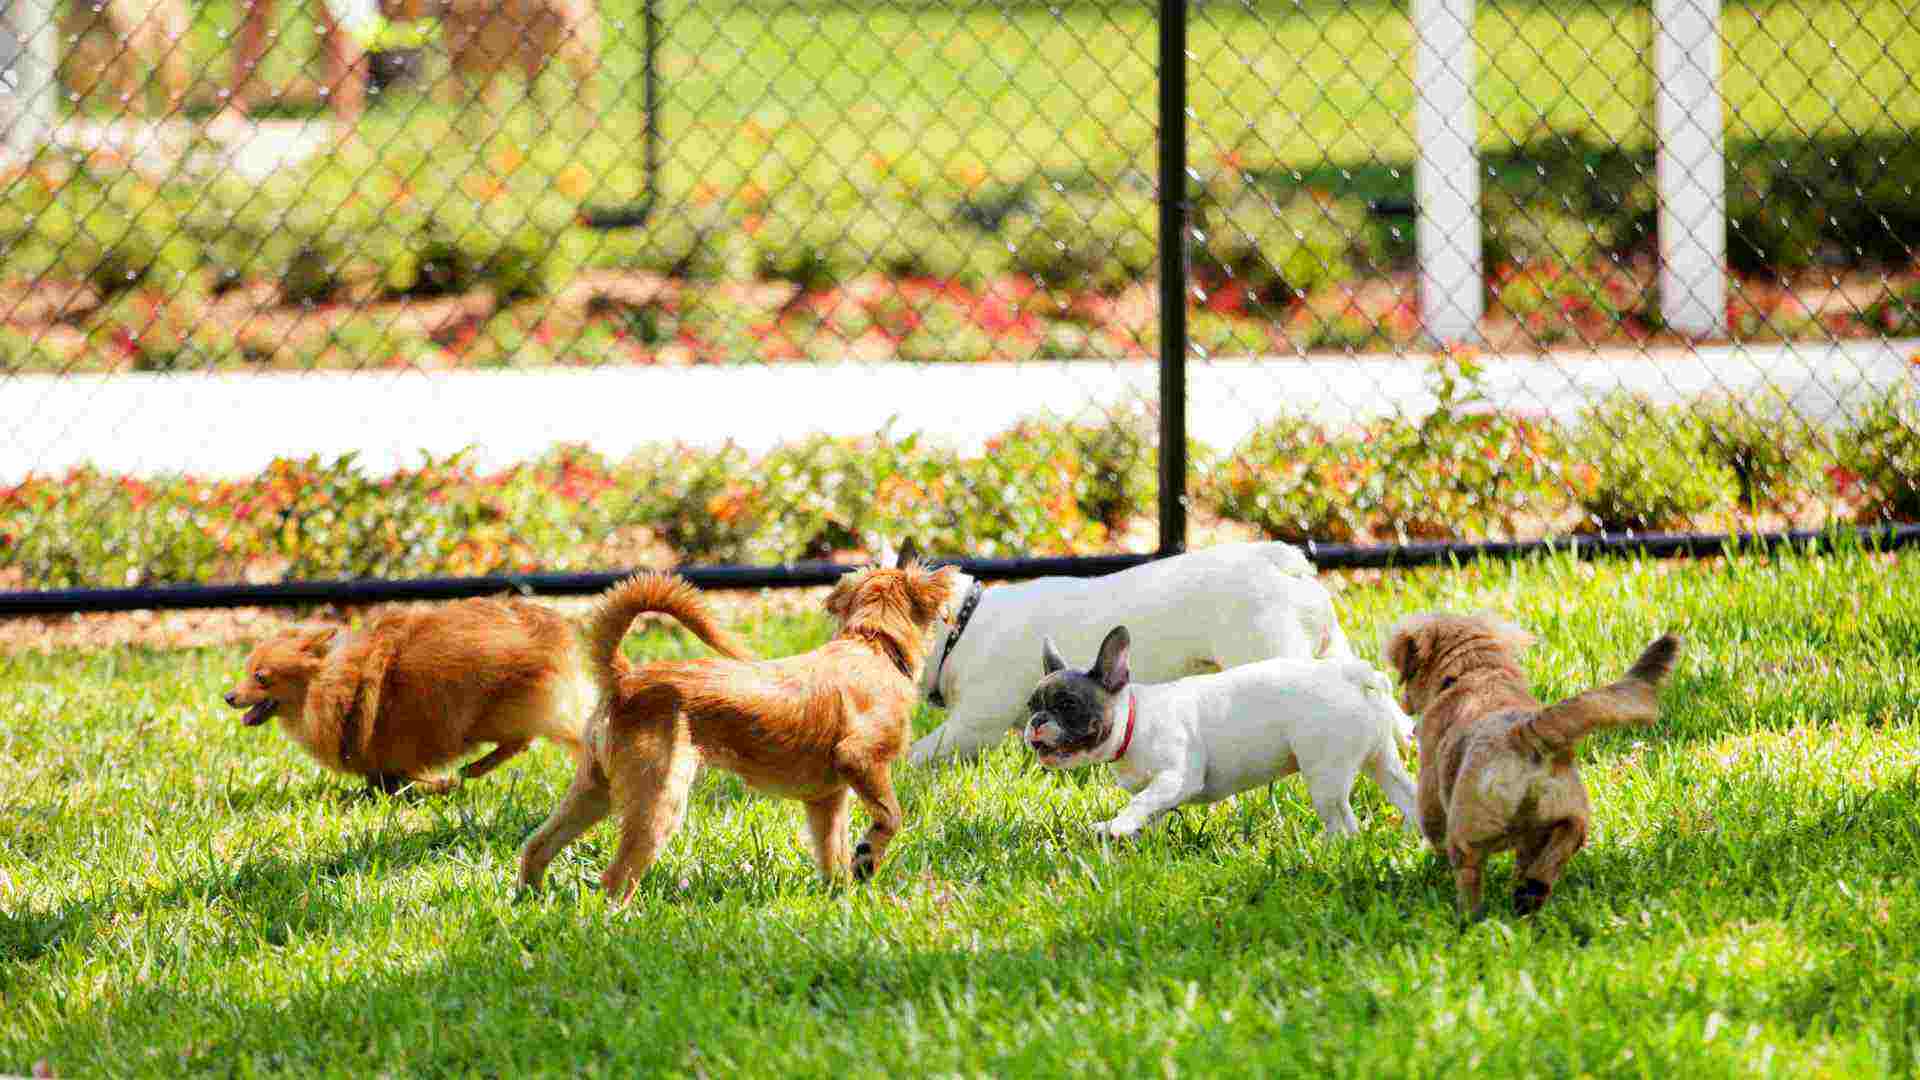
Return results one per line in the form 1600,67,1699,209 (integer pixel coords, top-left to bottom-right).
906,541,1353,767
1022,626,1419,839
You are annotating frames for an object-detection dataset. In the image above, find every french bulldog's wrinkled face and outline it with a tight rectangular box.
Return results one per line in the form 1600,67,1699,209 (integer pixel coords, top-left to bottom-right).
1023,626,1131,770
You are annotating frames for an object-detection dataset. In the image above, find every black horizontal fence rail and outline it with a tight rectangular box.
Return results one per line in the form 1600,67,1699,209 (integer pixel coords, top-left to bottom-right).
6,526,1914,616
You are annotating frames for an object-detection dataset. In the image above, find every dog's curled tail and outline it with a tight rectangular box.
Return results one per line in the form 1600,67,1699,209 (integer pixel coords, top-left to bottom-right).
1343,661,1416,754
588,572,756,700
1526,634,1683,754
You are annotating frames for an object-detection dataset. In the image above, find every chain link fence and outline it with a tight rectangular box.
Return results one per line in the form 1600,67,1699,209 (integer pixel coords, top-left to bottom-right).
0,0,1916,606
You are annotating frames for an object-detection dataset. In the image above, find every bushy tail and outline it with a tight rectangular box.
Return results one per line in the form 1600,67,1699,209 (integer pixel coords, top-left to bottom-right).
587,572,756,702
1525,634,1683,753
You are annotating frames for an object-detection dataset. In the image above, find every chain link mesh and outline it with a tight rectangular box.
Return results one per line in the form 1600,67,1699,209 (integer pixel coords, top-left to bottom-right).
0,0,1915,595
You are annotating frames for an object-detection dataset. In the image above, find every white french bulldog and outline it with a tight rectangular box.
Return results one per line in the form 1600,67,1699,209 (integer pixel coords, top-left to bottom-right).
906,541,1354,767
1022,625,1420,839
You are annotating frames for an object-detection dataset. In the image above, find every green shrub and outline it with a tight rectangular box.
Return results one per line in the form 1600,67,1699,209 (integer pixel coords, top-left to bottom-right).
1482,194,1611,271
0,168,203,297
1205,356,1568,543
1837,383,1920,523
1493,263,1657,344
1695,392,1833,512
1002,185,1158,294
1857,282,1920,337
1567,393,1738,531
991,398,1159,531
1190,181,1365,305
1206,416,1385,544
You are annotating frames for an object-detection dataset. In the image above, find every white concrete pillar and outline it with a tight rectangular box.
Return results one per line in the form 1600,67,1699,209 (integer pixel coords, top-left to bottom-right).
1413,0,1483,343
1,0,58,157
1654,0,1727,337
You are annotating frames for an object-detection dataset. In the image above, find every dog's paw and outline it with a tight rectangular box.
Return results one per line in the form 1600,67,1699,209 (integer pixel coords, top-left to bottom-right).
1092,818,1139,840
1513,878,1552,917
852,840,877,882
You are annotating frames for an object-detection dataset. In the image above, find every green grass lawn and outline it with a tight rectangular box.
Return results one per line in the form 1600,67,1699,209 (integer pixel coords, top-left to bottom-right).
176,0,1920,202
3,544,1918,1074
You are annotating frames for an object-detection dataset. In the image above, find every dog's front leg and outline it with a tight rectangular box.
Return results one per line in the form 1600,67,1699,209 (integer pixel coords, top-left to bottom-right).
1095,768,1198,839
461,739,531,780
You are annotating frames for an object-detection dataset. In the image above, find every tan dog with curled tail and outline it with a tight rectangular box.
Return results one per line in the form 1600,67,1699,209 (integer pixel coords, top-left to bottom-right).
1382,614,1681,918
518,553,957,900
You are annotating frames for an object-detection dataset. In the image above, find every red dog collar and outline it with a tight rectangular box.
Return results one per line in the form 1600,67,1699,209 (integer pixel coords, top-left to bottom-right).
1112,693,1137,762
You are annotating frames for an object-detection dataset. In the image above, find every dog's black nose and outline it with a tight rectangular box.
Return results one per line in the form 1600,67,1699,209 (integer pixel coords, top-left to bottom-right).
223,691,238,707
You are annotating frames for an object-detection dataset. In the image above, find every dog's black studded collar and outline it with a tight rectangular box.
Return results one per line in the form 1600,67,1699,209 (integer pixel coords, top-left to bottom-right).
927,579,984,709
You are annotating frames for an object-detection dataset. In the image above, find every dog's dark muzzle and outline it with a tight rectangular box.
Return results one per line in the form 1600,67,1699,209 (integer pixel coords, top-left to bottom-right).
227,694,278,727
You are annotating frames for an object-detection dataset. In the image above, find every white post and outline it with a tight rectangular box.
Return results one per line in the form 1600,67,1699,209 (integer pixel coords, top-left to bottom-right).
1413,0,1482,343
1654,0,1726,337
1,0,59,158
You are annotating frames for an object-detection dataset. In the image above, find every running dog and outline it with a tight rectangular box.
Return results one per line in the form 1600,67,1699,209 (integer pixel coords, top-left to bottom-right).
908,541,1359,767
517,559,957,900
220,595,628,794
1023,626,1419,839
1383,614,1681,918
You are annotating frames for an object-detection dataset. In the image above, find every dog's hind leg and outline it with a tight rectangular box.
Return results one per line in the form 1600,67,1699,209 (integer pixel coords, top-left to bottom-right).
842,764,904,882
601,720,698,903
1305,767,1362,839
1449,841,1488,919
367,771,454,796
516,757,612,891
803,789,853,882
462,739,531,780
1512,817,1588,916
1365,744,1423,837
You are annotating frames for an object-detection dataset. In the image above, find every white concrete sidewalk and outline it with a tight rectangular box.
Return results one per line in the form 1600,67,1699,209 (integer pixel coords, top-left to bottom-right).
3,338,1916,479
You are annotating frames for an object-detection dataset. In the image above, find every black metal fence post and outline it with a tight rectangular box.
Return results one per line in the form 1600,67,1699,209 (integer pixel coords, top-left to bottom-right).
1157,0,1190,558
643,0,660,207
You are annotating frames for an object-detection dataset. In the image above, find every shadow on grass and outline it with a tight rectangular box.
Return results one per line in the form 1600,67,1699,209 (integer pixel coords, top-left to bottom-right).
15,776,1920,1072
0,801,545,967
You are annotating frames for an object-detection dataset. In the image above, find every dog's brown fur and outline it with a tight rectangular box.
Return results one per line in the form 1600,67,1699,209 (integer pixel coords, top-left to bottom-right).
439,0,602,114
61,0,191,116
221,597,599,794
517,562,956,900
1382,613,1681,918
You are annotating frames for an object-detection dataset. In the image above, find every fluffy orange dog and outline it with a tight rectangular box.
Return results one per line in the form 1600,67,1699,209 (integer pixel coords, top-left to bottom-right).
1383,614,1681,918
517,560,956,900
221,596,620,793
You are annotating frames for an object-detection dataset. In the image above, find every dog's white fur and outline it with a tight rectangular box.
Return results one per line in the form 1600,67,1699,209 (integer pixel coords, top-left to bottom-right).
1030,657,1422,839
908,542,1360,766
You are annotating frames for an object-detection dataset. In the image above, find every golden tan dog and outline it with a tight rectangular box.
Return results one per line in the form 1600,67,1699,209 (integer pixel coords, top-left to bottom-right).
221,596,608,794
517,560,956,900
60,0,191,116
1382,614,1681,918
438,0,601,112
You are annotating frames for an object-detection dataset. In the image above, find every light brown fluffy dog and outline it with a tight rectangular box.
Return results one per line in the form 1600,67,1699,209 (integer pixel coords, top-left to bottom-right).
438,0,602,112
60,0,191,116
221,597,606,794
1382,614,1681,918
517,561,956,900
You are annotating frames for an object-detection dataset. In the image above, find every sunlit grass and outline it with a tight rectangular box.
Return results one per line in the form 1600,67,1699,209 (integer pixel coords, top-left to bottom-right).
2,543,1917,1073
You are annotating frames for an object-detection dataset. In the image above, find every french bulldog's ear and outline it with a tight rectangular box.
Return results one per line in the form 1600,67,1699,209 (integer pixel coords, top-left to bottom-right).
1091,626,1131,693
1041,636,1068,675
895,536,921,568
